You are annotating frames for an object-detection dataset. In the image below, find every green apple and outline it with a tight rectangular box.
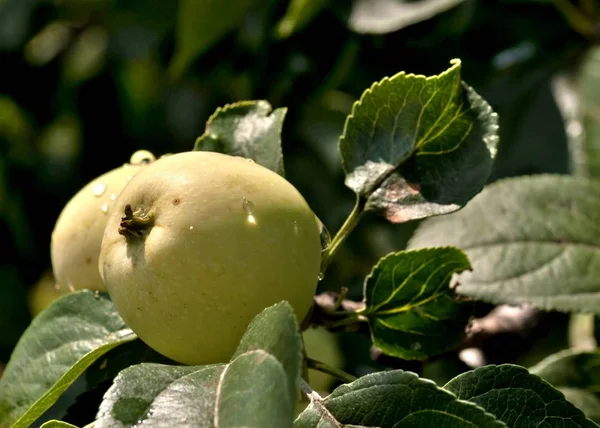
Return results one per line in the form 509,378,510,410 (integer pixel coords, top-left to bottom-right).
50,150,156,292
303,327,344,394
99,151,322,365
27,271,69,316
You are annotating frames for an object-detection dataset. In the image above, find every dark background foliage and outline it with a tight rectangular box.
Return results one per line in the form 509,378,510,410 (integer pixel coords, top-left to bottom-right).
0,0,592,404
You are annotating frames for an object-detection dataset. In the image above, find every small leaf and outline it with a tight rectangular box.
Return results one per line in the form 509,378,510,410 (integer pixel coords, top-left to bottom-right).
349,0,465,34
195,100,287,176
40,421,79,428
96,363,223,427
294,370,504,427
216,350,293,428
0,291,135,428
444,364,599,427
169,0,255,77
408,174,600,313
530,349,600,411
233,301,303,403
274,0,329,39
340,59,498,224
362,247,472,360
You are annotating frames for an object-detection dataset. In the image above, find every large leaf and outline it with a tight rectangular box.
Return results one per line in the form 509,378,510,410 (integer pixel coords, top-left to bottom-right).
216,350,292,427
340,59,498,224
233,301,303,403
530,349,600,421
362,247,472,359
169,0,255,77
96,302,300,427
349,0,465,34
294,370,504,427
95,363,222,427
408,174,600,313
194,100,287,176
0,291,135,428
574,46,600,178
444,364,599,427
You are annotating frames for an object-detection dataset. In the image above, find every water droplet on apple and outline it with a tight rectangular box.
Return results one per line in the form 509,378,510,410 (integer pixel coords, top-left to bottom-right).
92,182,106,197
110,193,117,201
246,158,255,163
189,226,194,230
101,203,108,213
242,197,257,225
315,215,331,252
130,149,156,165
242,196,255,215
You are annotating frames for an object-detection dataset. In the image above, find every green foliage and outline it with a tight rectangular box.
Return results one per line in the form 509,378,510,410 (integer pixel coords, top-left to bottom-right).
0,291,136,427
340,59,498,224
194,100,287,176
95,302,301,427
408,174,600,313
444,364,599,427
362,247,472,360
295,370,505,427
531,349,600,423
3,0,600,426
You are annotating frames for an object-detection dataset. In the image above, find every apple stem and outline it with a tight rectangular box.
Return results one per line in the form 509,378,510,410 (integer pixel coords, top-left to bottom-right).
118,204,154,238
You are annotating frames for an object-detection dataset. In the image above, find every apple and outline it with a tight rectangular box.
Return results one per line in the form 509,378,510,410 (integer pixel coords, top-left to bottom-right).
99,151,322,365
27,270,69,316
50,150,156,292
303,327,344,394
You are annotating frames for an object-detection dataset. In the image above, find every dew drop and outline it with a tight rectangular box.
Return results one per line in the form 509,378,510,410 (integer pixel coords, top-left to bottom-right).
242,196,255,215
242,197,257,225
189,226,194,230
101,203,109,213
317,272,324,281
315,215,331,252
130,149,156,165
109,193,117,201
92,182,106,197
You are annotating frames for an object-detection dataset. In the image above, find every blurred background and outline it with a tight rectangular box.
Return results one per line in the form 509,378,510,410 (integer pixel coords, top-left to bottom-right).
1,0,599,395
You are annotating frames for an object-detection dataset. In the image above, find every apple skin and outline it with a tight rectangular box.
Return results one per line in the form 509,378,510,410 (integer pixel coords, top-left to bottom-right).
99,151,322,365
303,327,344,394
50,150,155,292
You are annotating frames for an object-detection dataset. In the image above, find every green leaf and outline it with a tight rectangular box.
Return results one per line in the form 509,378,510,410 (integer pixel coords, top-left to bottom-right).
216,350,293,427
0,291,136,428
348,0,465,34
574,46,600,178
530,349,600,414
233,301,303,403
169,0,255,78
274,0,329,39
408,174,600,313
362,247,472,360
444,364,599,427
96,353,292,428
96,303,299,427
294,370,505,427
340,59,498,224
95,363,222,427
195,100,287,176
559,388,600,423
40,421,79,428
